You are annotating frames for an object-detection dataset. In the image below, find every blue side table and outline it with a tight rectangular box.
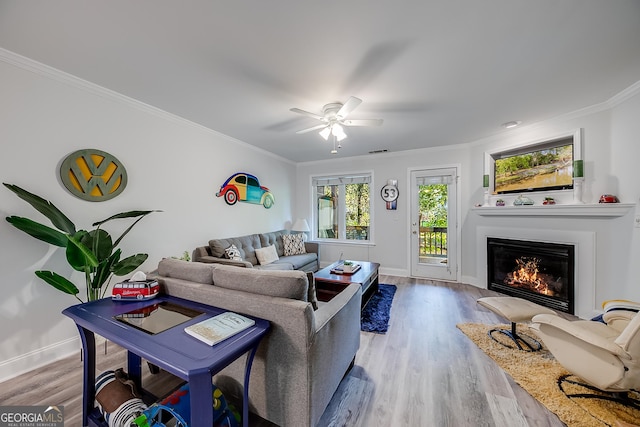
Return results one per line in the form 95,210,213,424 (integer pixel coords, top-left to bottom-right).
63,295,270,427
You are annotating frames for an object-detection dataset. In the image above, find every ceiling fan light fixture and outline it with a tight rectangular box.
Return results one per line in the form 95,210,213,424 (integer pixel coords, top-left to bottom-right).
332,124,347,141
292,96,382,143
319,126,331,140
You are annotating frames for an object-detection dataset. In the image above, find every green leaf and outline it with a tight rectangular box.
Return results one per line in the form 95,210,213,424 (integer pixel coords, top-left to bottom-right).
93,210,159,248
66,233,99,271
3,183,76,234
112,253,148,276
91,249,121,289
35,271,80,296
92,210,159,227
80,229,113,262
5,216,69,247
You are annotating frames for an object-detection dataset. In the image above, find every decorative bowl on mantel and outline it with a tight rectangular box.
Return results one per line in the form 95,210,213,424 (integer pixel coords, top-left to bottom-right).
543,197,556,205
513,195,534,206
599,194,620,203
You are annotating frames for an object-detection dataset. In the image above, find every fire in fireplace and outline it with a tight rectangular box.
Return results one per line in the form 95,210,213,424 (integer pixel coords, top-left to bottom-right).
487,238,574,313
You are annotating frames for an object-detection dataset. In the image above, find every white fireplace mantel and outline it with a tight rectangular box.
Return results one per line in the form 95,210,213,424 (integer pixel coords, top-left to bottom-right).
472,203,634,218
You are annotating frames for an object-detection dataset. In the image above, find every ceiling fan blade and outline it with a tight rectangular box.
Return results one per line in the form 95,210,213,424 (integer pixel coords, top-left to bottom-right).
342,119,383,126
336,96,362,119
296,124,328,134
290,108,324,121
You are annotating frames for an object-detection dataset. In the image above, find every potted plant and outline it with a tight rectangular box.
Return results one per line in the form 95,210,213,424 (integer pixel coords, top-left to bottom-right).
4,183,158,302
343,260,353,273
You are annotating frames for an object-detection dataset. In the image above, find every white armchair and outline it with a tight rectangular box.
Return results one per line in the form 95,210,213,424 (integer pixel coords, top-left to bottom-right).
531,310,640,409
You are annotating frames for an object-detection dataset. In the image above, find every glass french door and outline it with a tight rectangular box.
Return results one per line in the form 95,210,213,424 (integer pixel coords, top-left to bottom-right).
410,167,458,281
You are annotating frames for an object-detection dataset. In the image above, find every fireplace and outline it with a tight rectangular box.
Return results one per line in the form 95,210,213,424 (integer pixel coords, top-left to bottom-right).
487,237,575,314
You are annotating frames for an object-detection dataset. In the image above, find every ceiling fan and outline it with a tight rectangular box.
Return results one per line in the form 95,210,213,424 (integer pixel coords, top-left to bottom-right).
290,96,383,143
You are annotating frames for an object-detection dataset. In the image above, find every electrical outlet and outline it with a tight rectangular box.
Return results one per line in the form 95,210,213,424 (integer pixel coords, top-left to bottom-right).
635,215,640,228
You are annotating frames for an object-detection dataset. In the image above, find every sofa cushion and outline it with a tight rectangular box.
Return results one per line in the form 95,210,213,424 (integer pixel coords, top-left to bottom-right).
211,265,309,301
260,230,286,257
254,262,294,271
209,234,261,265
282,233,306,256
255,244,279,265
157,258,216,284
280,253,317,270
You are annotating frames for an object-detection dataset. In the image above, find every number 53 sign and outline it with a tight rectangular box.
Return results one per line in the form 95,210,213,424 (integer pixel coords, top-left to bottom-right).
381,180,399,210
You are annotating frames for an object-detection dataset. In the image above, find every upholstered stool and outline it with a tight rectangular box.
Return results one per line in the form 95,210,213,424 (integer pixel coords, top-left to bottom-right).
477,296,557,351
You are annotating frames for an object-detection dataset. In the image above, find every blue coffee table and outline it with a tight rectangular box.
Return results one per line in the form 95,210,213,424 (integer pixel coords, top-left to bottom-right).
63,294,270,427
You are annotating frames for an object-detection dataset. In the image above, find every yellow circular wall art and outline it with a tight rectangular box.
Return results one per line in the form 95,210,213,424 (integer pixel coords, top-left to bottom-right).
60,149,127,201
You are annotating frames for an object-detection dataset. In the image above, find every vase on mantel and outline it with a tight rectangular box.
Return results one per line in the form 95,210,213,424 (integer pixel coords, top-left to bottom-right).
573,178,585,204
572,159,585,204
482,174,490,206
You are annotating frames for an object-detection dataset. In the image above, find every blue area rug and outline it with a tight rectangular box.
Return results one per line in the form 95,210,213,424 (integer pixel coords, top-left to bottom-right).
361,284,397,333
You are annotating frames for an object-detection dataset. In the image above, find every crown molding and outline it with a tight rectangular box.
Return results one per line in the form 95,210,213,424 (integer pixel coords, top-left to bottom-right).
0,48,294,165
606,79,640,108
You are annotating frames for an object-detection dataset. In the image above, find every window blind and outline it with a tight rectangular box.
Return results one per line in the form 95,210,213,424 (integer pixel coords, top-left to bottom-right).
416,175,453,186
312,174,371,186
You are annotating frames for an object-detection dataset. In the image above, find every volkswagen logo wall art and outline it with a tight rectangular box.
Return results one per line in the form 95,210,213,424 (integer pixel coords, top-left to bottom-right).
60,149,127,201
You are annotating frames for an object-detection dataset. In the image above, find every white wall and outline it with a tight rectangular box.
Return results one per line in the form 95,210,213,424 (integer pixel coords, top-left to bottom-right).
611,85,640,298
0,53,296,381
295,146,472,276
296,83,640,314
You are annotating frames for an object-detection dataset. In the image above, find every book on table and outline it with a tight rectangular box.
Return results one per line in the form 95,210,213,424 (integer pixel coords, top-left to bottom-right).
185,312,255,346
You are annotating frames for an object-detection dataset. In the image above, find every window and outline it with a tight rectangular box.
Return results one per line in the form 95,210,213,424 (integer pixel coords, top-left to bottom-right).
312,173,372,242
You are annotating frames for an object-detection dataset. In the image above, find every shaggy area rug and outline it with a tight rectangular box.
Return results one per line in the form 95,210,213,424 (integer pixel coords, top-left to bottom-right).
360,284,397,333
457,322,640,426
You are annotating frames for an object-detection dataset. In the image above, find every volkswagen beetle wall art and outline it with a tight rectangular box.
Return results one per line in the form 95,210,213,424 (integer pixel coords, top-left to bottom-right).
216,172,275,208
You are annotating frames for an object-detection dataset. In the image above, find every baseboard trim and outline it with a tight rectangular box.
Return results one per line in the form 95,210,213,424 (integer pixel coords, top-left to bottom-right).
379,267,408,277
0,336,80,383
462,275,484,288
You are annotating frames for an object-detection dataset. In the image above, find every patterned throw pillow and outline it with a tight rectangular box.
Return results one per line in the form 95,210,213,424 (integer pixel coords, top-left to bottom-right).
283,233,306,256
224,244,242,261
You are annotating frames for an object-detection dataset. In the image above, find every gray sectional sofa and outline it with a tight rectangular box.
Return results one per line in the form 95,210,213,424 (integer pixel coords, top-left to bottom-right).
153,258,361,427
192,229,319,272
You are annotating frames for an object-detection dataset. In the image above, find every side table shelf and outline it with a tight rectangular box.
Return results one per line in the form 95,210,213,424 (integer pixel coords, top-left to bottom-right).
63,295,270,427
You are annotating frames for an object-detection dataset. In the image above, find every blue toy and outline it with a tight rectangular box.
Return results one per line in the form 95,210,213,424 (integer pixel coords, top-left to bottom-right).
133,383,239,427
96,369,239,427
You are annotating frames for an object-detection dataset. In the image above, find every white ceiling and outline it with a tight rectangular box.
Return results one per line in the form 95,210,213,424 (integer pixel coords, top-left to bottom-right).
1,0,639,162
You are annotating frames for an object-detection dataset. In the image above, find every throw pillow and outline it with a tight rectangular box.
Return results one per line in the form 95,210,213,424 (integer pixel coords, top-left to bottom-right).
224,244,242,261
283,233,306,256
255,244,279,265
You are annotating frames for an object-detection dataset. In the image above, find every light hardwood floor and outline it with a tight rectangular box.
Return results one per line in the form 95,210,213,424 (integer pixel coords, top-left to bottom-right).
0,276,567,426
